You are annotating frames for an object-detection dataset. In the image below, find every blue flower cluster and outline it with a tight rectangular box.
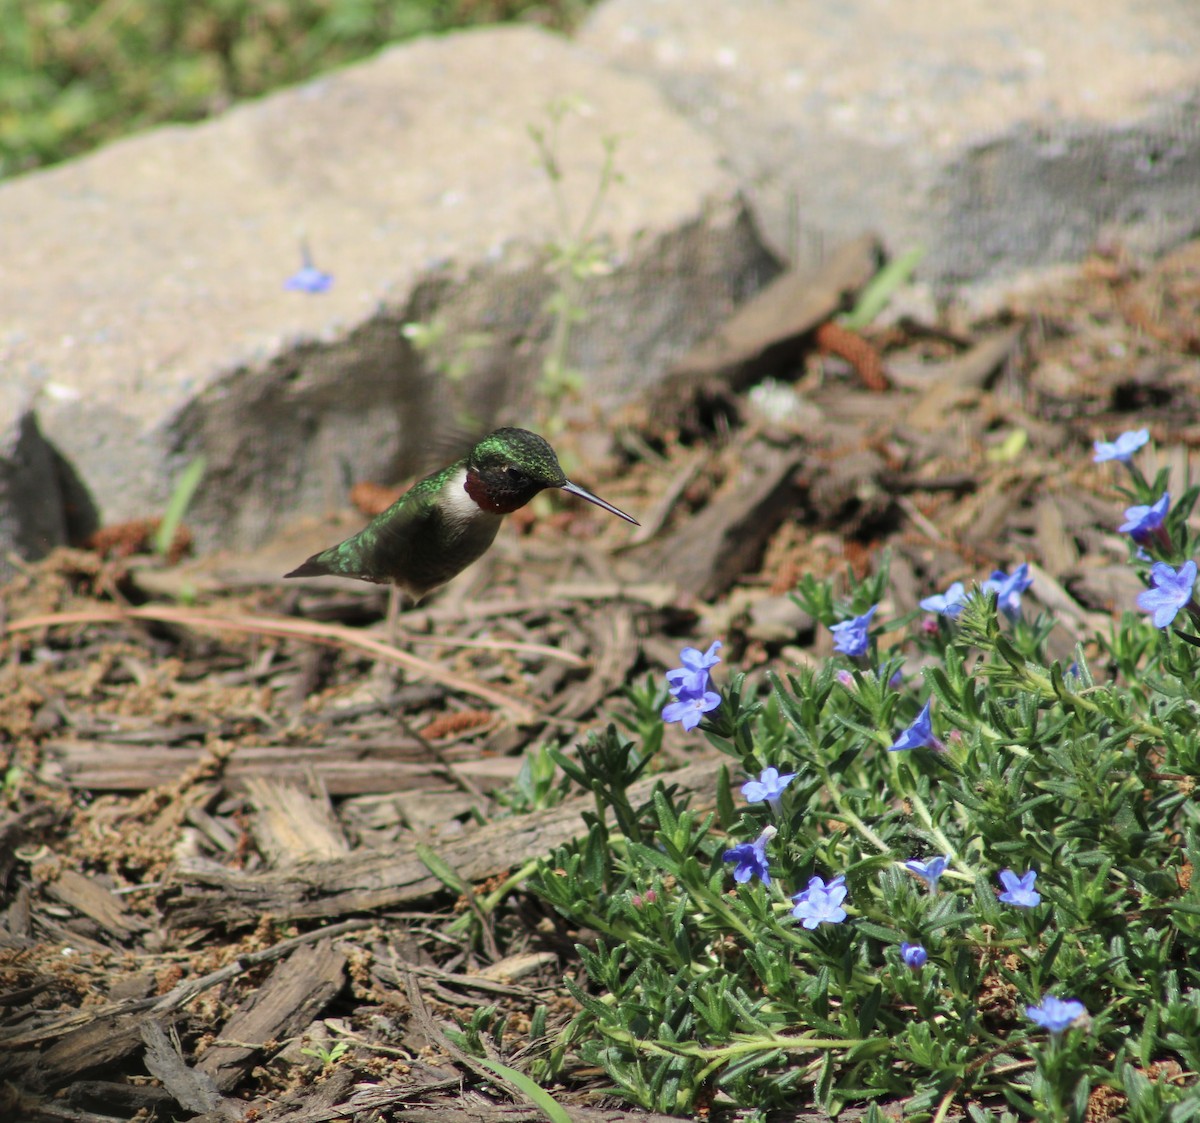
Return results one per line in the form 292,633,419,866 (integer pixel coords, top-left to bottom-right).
661,641,723,732
1094,429,1200,630
791,875,847,929
919,563,1032,623
650,429,1196,1036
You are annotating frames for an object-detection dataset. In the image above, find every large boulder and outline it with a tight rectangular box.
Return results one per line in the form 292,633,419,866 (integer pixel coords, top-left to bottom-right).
580,0,1200,284
0,26,773,554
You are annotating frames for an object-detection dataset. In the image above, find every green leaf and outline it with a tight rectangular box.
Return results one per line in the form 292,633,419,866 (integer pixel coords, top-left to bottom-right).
414,843,468,895
479,1058,574,1123
839,246,926,330
154,455,205,557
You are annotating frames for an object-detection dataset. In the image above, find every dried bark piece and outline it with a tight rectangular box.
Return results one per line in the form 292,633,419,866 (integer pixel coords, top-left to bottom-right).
43,739,522,796
552,606,637,719
230,1066,357,1123
629,439,803,602
650,235,882,429
163,758,723,928
245,777,350,866
141,1021,238,1119
930,325,1024,391
45,868,149,943
667,234,881,388
196,939,346,1092
26,1013,150,1091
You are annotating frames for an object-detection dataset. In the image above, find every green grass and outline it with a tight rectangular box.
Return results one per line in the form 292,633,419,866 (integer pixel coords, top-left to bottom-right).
0,0,591,178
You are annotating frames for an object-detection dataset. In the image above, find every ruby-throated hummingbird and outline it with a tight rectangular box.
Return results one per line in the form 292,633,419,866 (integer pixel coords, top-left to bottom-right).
284,428,638,602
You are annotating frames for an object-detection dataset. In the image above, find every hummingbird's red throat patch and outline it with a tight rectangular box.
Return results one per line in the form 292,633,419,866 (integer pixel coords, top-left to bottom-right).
463,468,522,514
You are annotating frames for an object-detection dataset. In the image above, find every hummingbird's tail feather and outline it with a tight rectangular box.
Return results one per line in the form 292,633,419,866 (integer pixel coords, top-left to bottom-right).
283,536,388,584
283,552,336,579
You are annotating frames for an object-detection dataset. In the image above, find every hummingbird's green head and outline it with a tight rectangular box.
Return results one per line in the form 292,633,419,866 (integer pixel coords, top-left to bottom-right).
463,428,639,525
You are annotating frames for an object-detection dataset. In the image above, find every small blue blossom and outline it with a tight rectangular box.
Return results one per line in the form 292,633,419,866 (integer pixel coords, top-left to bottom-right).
919,582,968,618
741,767,797,815
1026,995,1086,1034
982,563,1033,621
889,699,942,752
791,875,848,929
662,688,721,732
666,640,723,695
662,641,723,731
830,605,877,657
1093,429,1148,463
998,868,1041,908
904,855,950,890
284,243,333,293
899,942,928,969
1136,560,1198,629
1119,492,1170,544
722,825,776,886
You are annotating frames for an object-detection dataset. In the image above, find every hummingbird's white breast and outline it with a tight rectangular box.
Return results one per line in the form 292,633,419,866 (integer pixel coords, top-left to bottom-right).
441,465,486,525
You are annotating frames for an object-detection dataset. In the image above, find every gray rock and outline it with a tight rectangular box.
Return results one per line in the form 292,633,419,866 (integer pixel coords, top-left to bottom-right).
0,378,68,580
0,27,774,553
579,0,1200,284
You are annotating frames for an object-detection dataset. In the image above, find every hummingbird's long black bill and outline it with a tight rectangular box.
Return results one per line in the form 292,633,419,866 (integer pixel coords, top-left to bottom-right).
560,481,640,526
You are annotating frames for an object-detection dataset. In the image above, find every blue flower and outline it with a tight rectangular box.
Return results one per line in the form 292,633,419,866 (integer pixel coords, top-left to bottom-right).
982,563,1033,621
1136,560,1197,629
284,243,333,293
998,868,1041,908
904,855,949,890
1119,492,1170,543
830,605,877,657
741,767,797,815
1026,995,1086,1034
662,688,721,732
889,699,942,752
791,875,848,929
723,825,776,886
1093,429,1148,463
899,942,928,969
662,640,723,731
920,582,968,618
666,640,722,695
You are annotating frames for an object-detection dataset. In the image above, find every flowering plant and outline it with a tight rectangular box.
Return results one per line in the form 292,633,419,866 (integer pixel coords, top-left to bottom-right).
523,428,1200,1118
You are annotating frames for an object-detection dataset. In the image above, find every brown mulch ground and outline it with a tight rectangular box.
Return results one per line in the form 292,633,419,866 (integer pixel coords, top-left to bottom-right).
2,236,1199,1123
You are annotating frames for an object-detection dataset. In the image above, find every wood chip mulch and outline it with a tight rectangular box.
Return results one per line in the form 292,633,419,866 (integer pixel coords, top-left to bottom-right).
3,235,1200,1122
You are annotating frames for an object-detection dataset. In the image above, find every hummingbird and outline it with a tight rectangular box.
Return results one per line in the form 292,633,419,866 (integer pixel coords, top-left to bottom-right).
284,427,638,602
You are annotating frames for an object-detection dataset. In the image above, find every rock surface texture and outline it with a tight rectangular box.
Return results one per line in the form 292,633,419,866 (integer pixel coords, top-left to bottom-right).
580,0,1200,282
